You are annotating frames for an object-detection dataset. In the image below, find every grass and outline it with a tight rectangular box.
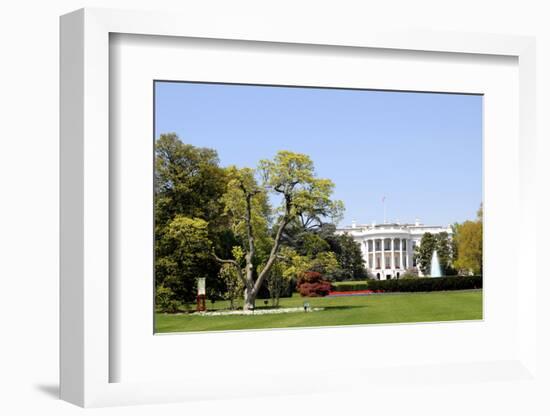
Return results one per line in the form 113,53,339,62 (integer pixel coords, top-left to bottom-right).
155,289,483,333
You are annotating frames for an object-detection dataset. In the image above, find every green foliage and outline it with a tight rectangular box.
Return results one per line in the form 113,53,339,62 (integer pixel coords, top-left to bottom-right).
298,233,330,257
281,222,366,282
331,281,370,291
217,150,343,309
276,247,340,282
221,166,272,257
434,232,456,275
155,133,228,225
366,276,482,292
414,232,437,275
309,251,340,277
453,220,483,275
264,261,291,307
155,285,180,313
258,151,343,223
322,227,367,281
219,264,244,310
155,135,233,303
156,216,213,302
414,232,455,276
453,204,483,275
155,134,235,302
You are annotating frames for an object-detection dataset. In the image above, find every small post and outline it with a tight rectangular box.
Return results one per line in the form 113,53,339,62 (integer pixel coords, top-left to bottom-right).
197,277,206,312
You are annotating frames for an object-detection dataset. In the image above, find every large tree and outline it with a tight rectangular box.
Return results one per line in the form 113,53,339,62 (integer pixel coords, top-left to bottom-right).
322,225,367,281
214,151,342,310
155,133,228,225
155,134,234,304
414,232,437,276
156,216,212,302
452,204,483,275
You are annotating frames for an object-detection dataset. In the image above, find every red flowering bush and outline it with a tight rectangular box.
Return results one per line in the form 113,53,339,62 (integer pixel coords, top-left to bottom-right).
296,271,333,297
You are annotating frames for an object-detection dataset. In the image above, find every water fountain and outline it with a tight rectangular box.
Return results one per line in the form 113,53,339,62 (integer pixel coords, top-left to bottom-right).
430,249,442,277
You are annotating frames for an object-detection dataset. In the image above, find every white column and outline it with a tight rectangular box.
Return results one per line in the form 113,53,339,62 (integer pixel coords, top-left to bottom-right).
366,239,371,269
381,239,385,271
402,238,406,269
372,239,376,270
391,238,395,273
363,240,368,268
375,239,380,271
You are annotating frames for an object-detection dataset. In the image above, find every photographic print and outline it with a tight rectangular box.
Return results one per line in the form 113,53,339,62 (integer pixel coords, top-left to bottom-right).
154,81,483,333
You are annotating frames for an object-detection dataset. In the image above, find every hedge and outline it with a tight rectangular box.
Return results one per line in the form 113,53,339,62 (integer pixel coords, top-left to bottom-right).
331,281,369,291
365,275,482,293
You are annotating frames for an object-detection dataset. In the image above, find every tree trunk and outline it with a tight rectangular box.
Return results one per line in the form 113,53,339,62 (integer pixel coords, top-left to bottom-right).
243,287,256,311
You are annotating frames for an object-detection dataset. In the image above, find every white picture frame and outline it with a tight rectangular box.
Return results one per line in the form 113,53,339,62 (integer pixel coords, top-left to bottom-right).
60,7,538,408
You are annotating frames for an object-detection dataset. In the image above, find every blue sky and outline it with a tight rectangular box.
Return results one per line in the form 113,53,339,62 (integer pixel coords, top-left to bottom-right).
155,81,482,227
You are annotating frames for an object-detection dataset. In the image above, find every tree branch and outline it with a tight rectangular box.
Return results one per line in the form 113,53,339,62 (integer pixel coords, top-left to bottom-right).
254,215,290,293
211,251,245,283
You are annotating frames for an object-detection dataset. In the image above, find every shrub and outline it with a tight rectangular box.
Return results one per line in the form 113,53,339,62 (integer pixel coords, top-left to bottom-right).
155,285,181,313
366,275,482,292
297,271,333,297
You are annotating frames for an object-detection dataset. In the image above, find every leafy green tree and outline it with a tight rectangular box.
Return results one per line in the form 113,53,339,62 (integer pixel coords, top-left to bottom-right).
218,264,244,310
263,261,291,307
280,222,365,281
155,134,234,304
297,233,331,257
156,216,212,302
214,151,343,310
323,228,367,281
451,204,483,275
309,251,340,277
414,232,437,276
155,134,228,225
453,220,483,275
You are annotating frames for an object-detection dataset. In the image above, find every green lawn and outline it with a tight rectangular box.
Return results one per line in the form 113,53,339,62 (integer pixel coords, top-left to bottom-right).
155,289,482,333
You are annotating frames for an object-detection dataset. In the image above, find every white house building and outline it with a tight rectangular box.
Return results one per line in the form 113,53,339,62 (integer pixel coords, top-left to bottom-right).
336,219,452,280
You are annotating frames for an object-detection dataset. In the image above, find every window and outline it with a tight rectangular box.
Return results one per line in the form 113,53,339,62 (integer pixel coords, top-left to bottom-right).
375,240,381,251
384,239,391,251
385,254,391,268
376,254,381,269
394,253,400,268
402,239,407,250
368,240,373,252
394,239,400,250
